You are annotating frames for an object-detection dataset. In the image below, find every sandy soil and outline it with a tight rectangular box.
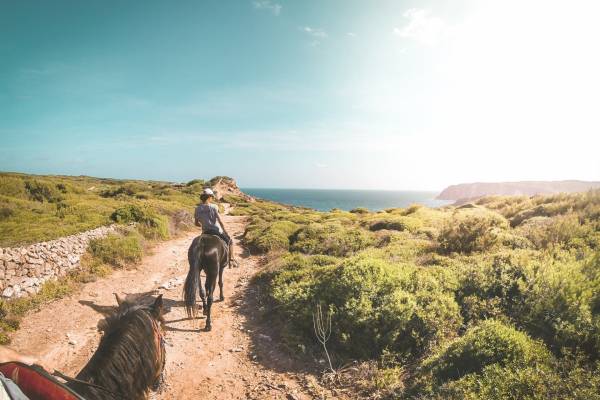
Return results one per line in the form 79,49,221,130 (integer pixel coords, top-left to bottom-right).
10,210,343,399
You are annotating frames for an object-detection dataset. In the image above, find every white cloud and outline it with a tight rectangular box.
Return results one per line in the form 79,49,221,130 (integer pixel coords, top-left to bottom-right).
252,0,282,16
394,8,447,46
302,26,328,38
347,32,357,37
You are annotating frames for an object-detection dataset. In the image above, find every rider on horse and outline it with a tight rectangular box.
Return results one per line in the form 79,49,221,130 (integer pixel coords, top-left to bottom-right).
194,188,238,267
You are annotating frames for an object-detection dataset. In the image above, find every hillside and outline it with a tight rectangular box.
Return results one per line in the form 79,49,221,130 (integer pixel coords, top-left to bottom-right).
0,172,246,247
227,189,600,399
437,180,600,201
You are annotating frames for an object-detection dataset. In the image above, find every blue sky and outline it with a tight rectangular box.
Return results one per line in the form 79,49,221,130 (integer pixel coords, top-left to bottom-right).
1,0,599,190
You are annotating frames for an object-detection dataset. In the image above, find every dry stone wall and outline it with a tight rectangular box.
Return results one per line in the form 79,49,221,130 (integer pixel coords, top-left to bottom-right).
0,225,116,299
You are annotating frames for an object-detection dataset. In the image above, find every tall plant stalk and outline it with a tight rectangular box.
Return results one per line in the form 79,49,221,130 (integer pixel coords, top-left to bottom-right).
313,303,334,373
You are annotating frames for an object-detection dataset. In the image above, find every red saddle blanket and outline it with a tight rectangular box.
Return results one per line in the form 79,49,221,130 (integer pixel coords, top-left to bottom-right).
0,362,84,400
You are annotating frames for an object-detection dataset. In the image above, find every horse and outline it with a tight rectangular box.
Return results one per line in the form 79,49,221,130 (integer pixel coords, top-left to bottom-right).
183,234,229,331
65,293,166,400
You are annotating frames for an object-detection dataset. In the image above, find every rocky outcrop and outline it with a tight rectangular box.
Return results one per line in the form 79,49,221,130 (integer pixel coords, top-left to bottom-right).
210,177,255,202
0,225,116,299
437,180,600,201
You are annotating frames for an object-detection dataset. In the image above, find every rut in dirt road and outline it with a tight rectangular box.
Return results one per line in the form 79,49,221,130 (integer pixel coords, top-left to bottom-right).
10,211,343,400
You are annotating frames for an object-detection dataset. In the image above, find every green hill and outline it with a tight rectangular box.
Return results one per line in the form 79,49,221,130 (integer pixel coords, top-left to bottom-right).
0,172,212,247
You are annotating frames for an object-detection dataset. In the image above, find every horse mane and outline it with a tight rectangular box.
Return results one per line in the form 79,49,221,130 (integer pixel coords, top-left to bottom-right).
69,298,164,400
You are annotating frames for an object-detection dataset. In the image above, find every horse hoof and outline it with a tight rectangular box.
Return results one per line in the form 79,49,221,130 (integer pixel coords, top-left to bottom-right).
219,296,225,301
205,325,212,332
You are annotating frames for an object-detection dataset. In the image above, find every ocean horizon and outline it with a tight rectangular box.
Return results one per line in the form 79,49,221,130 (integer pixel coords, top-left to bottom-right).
242,188,453,211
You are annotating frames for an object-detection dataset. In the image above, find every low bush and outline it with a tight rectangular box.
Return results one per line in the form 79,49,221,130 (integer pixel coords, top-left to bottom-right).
100,185,136,198
518,214,592,250
364,215,422,232
290,222,374,257
24,180,63,203
245,220,299,253
515,254,600,359
423,320,552,383
438,209,508,254
440,361,600,400
186,178,205,187
110,205,169,239
266,254,461,360
350,207,370,214
88,232,144,268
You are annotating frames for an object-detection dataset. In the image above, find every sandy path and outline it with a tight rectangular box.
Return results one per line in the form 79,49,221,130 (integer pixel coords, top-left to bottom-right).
10,211,340,399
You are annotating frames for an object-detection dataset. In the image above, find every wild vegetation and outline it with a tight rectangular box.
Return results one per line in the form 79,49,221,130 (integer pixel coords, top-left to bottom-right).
0,172,210,247
230,190,600,399
0,172,216,343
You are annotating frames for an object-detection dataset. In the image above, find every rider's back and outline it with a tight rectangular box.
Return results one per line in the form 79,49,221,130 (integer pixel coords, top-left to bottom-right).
195,203,220,233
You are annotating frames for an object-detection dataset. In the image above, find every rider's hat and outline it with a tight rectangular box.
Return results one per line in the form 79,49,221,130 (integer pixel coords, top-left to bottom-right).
202,188,215,197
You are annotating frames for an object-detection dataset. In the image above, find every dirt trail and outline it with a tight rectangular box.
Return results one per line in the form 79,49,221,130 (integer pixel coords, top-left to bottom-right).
10,210,340,399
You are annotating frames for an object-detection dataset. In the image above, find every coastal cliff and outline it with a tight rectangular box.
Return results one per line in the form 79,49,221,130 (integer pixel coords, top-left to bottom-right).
437,180,600,201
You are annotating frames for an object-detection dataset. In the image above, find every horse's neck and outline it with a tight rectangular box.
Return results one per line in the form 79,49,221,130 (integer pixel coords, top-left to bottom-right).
72,312,159,400
72,351,125,400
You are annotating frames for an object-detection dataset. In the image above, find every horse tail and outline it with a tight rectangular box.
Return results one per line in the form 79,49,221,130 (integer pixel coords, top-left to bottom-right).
183,237,203,318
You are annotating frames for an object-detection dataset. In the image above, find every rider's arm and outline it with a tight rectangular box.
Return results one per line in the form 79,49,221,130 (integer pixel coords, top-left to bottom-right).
216,212,228,235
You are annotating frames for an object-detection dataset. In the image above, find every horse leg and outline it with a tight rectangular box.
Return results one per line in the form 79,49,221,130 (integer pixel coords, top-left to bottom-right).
205,271,218,332
218,263,225,301
199,271,207,315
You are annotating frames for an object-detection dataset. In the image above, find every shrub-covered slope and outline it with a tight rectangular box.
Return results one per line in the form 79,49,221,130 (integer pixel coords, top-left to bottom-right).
231,190,600,399
0,172,221,247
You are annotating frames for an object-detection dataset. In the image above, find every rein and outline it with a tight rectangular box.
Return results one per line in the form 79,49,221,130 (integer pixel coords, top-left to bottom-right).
52,369,127,400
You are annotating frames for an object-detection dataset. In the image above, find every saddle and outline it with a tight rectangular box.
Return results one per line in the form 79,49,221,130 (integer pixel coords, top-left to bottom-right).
198,234,230,266
0,362,84,400
200,233,228,247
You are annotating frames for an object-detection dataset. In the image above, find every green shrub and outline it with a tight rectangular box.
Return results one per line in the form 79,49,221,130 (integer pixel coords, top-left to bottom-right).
515,254,600,359
365,215,423,232
245,220,298,252
350,207,370,214
100,185,136,198
110,205,169,239
267,255,461,360
186,178,205,186
290,222,374,256
438,210,508,254
455,251,532,325
88,232,143,268
518,214,592,250
423,320,551,383
24,180,63,203
434,355,600,400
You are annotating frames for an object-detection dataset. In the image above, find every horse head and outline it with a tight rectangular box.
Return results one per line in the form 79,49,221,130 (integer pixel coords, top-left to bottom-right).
69,293,166,400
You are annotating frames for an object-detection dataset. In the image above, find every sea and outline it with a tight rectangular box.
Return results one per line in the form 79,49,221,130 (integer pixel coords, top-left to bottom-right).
241,188,453,212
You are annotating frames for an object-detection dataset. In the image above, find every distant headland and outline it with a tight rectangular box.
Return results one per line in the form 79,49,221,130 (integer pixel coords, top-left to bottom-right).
437,180,600,202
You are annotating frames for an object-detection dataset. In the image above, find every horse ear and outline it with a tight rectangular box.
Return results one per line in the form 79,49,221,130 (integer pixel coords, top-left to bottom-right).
114,293,125,306
152,294,164,315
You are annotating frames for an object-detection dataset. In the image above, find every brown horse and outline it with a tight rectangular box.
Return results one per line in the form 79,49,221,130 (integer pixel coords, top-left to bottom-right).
183,234,229,331
65,293,166,400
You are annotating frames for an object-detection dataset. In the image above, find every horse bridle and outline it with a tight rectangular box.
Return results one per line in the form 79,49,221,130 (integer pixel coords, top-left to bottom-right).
53,311,166,400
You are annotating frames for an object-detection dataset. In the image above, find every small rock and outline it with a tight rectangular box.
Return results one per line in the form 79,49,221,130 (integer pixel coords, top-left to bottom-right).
2,287,14,298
